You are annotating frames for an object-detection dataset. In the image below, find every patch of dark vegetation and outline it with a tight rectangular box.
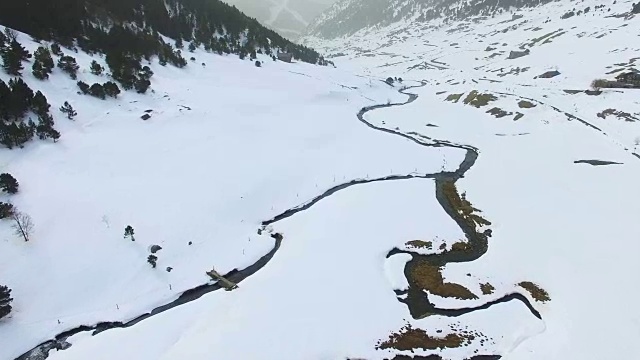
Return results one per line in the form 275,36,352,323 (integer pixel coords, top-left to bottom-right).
574,159,622,166
597,109,638,122
518,100,536,108
445,93,463,103
563,89,582,94
0,77,60,148
442,181,491,231
480,283,495,295
388,355,501,360
462,90,497,108
77,81,121,99
514,112,525,121
486,107,512,118
518,281,550,303
409,260,478,300
376,324,475,351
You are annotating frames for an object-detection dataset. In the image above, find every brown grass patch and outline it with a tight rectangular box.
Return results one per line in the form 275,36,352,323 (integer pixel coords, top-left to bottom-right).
462,90,497,108
486,107,512,118
451,241,472,252
480,283,495,295
409,261,478,300
406,240,433,250
441,181,491,231
376,324,472,351
518,281,551,303
445,93,463,103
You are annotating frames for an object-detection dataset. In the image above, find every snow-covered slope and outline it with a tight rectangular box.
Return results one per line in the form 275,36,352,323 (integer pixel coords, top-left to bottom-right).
0,27,463,360
306,0,555,39
3,0,640,359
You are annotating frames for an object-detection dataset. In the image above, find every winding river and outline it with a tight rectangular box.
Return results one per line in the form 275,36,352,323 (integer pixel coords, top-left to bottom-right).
17,81,541,360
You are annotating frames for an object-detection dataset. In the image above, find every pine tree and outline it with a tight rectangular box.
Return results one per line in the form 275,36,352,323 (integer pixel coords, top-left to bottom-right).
0,173,19,194
124,225,135,241
134,78,151,94
89,83,106,99
1,47,23,76
77,81,90,94
103,81,121,98
10,39,30,61
59,101,77,119
134,66,153,93
57,55,79,79
175,38,183,49
0,80,10,121
8,78,33,121
255,60,261,67
0,31,6,51
188,42,196,52
31,91,50,117
50,43,63,56
0,121,35,149
36,113,60,142
0,202,14,219
32,46,54,80
0,285,12,320
147,254,158,268
90,60,104,75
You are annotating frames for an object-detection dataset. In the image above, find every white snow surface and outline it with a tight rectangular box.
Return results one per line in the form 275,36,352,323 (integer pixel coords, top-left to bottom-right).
2,0,640,359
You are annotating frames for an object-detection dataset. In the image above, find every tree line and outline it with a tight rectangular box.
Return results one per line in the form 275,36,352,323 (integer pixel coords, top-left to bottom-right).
0,0,325,65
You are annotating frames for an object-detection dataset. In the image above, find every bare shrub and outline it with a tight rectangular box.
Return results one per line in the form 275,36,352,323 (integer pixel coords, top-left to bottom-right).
12,211,34,242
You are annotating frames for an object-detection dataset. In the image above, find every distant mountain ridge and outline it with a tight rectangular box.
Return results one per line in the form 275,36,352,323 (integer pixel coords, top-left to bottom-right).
224,0,334,39
306,0,555,39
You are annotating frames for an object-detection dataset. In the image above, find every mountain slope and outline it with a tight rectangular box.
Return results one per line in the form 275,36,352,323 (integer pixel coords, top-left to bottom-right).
306,0,555,39
224,0,334,39
0,0,323,64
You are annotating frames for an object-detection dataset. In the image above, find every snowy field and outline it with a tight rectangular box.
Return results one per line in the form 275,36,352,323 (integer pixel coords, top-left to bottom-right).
301,0,640,358
0,28,464,359
3,0,640,359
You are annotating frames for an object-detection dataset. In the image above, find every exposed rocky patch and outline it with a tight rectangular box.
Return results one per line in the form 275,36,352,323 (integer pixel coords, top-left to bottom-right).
597,109,639,122
574,159,623,166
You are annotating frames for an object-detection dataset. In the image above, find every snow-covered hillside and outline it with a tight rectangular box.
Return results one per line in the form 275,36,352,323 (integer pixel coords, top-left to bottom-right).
2,0,640,359
306,0,556,39
0,26,463,360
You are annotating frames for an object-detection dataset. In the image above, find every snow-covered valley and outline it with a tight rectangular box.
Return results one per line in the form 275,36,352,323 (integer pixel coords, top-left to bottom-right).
2,0,640,359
